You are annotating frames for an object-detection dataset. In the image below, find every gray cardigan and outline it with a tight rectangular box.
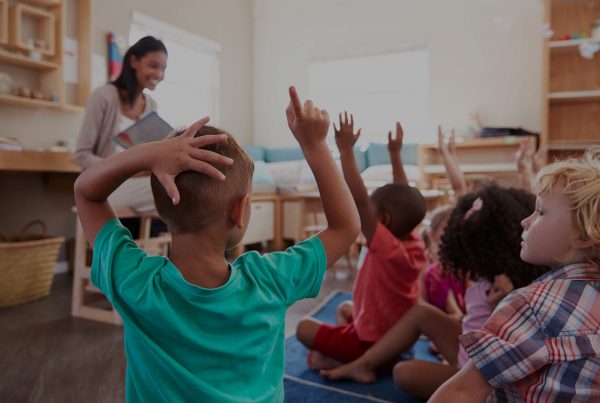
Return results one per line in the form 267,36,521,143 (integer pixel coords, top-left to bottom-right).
75,84,157,170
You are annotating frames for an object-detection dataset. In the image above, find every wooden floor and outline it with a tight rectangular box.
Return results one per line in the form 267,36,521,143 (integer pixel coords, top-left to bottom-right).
0,264,354,402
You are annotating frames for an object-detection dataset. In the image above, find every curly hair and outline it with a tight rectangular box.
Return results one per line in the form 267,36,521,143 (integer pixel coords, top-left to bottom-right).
439,184,549,288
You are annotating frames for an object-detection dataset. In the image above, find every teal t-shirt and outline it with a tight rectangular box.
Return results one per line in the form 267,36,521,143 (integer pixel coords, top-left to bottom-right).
91,219,327,402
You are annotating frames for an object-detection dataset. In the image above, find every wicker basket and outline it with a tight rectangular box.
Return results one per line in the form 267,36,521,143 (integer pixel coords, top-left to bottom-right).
0,220,64,307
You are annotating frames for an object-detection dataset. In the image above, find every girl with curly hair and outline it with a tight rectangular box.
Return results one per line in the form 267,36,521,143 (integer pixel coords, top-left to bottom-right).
321,184,549,400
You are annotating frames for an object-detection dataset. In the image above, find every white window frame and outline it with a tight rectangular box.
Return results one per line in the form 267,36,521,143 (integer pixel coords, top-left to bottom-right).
129,12,221,126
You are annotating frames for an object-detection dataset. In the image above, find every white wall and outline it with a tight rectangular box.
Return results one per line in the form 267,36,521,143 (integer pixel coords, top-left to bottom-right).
0,0,253,256
253,0,545,147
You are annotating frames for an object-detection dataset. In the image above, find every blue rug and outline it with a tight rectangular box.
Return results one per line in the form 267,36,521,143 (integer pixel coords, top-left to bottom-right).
284,291,440,402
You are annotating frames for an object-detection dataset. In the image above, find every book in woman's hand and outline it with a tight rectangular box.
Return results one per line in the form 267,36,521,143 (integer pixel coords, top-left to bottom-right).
114,112,174,148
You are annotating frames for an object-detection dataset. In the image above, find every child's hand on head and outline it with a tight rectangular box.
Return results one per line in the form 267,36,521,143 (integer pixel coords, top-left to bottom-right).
333,111,361,153
487,274,514,308
286,86,330,148
387,122,403,154
151,117,234,205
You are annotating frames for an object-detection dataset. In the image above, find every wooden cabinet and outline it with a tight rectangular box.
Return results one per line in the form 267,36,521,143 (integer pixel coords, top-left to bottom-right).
0,0,91,111
418,136,534,190
543,0,600,161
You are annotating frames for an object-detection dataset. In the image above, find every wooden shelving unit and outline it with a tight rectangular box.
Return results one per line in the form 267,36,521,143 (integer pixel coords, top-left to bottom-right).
542,0,600,161
417,136,533,189
0,1,7,45
9,2,55,56
0,0,91,111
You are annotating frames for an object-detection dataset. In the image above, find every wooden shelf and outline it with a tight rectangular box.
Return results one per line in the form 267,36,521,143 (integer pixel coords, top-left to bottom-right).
419,136,525,151
21,0,62,7
549,38,600,55
548,89,600,104
0,149,80,173
0,48,58,69
550,38,600,49
548,141,599,150
0,92,84,112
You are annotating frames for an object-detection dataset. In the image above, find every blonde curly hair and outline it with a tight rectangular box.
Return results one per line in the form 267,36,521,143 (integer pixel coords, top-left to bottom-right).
535,147,600,266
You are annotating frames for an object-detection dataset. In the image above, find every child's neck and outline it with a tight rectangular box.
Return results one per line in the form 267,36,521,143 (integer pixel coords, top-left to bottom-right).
169,230,231,289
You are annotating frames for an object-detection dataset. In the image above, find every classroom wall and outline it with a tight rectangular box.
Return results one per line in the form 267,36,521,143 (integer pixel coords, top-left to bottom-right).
253,0,545,147
0,0,253,261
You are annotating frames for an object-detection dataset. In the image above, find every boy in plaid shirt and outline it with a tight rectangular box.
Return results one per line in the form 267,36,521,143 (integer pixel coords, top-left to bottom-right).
430,148,600,402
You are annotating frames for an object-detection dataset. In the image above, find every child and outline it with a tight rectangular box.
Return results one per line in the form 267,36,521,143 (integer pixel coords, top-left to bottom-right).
421,205,465,321
322,185,549,400
73,86,360,402
420,127,470,320
296,113,428,370
430,148,600,402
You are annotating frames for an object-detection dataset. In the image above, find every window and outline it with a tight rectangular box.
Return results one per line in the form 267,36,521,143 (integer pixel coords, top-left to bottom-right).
308,49,433,144
129,12,220,128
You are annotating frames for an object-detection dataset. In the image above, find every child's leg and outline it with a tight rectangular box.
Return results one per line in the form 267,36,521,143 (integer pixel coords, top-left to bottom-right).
393,360,458,400
335,300,353,325
297,317,373,370
321,303,461,382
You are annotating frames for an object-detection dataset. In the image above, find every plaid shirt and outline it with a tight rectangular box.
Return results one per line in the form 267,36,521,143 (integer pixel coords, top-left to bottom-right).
460,262,600,402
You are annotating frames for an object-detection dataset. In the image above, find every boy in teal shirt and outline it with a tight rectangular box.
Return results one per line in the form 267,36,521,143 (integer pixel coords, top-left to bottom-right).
74,87,360,402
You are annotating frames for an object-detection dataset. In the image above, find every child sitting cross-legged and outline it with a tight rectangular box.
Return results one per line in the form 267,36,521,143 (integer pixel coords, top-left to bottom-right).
320,184,550,400
431,148,600,402
73,86,360,402
296,113,428,371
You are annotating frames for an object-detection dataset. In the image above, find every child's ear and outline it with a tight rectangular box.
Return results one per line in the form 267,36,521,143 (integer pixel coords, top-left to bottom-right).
380,212,391,227
573,236,594,251
230,194,250,229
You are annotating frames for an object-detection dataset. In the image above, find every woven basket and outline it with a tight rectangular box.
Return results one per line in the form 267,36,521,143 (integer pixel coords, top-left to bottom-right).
0,220,64,307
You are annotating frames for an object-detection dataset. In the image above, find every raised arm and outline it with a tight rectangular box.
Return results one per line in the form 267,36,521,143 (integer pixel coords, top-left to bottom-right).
438,127,467,196
74,117,233,246
286,88,360,267
388,122,408,185
515,138,534,193
333,112,378,244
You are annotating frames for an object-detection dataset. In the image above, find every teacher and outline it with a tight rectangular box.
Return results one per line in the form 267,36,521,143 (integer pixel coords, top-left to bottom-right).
75,36,168,213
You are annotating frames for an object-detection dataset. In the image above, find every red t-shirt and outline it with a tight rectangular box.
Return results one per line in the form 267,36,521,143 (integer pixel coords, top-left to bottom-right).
352,222,427,342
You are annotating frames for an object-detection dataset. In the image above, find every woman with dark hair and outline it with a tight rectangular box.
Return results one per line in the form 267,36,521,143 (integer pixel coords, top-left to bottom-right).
75,36,167,213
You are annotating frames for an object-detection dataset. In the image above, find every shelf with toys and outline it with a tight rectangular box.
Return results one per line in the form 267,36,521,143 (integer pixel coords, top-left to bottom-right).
542,0,600,162
0,0,90,112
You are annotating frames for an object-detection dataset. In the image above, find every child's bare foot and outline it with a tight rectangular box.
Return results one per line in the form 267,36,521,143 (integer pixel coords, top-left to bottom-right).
320,360,377,383
307,350,341,370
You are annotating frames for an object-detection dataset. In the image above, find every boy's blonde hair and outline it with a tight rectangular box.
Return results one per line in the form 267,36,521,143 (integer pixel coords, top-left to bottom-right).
535,147,600,265
151,125,254,234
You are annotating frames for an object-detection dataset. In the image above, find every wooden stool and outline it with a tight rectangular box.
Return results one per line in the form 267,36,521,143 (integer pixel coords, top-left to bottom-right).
71,207,171,325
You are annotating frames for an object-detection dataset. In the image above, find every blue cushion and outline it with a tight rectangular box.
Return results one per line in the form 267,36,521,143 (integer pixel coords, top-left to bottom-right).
354,147,367,172
252,160,275,184
264,147,304,163
366,142,418,167
244,145,265,161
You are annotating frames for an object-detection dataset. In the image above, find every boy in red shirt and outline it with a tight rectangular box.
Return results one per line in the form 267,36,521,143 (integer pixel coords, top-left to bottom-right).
297,113,427,370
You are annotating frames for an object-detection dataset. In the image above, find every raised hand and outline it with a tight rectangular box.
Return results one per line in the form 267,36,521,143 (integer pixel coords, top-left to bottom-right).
286,86,330,149
387,122,404,154
532,144,547,174
437,126,449,155
152,117,234,205
333,111,361,153
515,138,533,173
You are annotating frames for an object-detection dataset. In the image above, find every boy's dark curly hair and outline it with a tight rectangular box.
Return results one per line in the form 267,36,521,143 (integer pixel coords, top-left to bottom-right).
439,184,549,288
